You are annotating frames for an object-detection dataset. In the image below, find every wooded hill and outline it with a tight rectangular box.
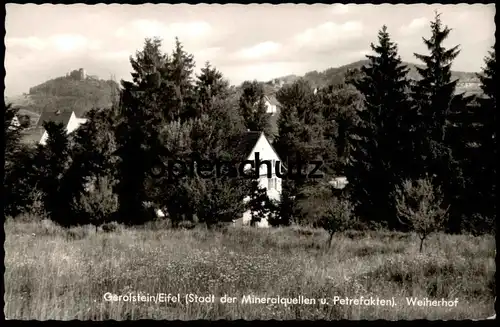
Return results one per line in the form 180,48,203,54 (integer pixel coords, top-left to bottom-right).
264,59,482,95
6,73,120,119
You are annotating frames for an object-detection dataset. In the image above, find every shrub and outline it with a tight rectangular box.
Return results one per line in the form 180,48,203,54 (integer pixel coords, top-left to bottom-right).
101,221,120,233
461,213,495,236
72,176,118,229
178,220,196,230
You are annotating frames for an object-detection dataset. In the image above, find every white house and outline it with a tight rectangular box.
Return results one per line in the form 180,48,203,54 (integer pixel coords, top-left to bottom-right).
263,95,279,114
8,115,20,130
233,131,283,228
38,110,88,145
328,176,349,189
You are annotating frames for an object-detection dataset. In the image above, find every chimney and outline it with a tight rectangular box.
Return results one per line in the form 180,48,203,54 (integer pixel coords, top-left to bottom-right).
55,110,61,115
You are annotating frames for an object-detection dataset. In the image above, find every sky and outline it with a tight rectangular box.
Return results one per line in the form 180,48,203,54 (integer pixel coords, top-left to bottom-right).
5,3,496,97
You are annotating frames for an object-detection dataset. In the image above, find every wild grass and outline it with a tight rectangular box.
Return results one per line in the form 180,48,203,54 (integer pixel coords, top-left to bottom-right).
4,218,496,320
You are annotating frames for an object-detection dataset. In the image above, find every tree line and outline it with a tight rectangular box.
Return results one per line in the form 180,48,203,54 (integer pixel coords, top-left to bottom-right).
3,13,496,236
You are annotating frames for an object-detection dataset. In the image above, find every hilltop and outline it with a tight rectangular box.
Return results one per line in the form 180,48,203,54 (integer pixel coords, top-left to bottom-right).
5,68,120,119
263,59,482,96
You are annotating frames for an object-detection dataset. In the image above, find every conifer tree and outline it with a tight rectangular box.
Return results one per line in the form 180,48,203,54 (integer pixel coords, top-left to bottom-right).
346,25,412,228
275,79,325,173
411,12,469,232
169,37,197,122
317,83,361,174
114,38,170,224
194,61,231,117
273,80,325,221
36,122,73,226
460,47,496,233
239,80,271,133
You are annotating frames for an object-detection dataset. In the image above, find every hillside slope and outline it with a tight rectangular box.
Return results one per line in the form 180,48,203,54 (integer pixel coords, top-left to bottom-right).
6,71,120,118
266,59,482,96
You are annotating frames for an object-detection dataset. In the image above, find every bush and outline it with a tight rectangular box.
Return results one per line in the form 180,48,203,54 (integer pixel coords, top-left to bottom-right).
72,176,118,228
461,213,495,236
101,221,121,233
178,220,196,230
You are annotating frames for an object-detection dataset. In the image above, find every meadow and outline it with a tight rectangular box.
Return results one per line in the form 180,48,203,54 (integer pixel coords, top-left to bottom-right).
4,218,496,320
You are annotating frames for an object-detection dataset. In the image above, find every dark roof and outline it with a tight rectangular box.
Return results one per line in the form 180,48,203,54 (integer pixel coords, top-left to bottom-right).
37,110,73,128
20,128,45,145
268,107,280,139
231,131,262,160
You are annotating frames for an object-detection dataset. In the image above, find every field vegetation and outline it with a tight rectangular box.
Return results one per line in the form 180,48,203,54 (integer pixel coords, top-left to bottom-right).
4,218,495,320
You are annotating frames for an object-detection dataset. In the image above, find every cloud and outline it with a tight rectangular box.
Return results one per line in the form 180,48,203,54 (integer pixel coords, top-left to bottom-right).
331,4,350,15
5,36,47,50
196,47,223,60
294,21,364,49
232,41,282,60
115,19,212,41
94,50,131,61
6,34,101,53
399,17,428,36
50,34,102,52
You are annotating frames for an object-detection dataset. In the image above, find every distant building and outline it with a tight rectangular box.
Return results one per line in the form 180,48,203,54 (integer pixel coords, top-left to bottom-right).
8,115,20,131
263,94,279,114
68,68,86,80
328,176,349,190
37,110,88,145
78,68,86,80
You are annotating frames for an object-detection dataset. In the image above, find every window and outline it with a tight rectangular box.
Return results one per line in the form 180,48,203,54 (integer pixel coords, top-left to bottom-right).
268,177,277,190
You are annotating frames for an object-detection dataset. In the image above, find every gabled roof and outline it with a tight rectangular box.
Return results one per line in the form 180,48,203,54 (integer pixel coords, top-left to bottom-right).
230,131,285,171
37,110,73,128
20,128,45,145
232,131,262,160
264,94,279,106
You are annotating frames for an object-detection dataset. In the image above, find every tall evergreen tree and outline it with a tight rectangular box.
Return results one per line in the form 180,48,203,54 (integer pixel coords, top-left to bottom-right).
346,25,412,228
169,37,197,122
273,79,326,222
275,79,325,173
239,80,271,133
36,122,73,226
194,61,231,117
317,83,362,174
459,47,496,233
114,38,170,224
411,12,469,232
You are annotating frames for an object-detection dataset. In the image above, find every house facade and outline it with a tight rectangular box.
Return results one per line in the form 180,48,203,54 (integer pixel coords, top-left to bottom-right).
8,115,20,130
38,110,88,145
263,95,279,114
234,131,283,228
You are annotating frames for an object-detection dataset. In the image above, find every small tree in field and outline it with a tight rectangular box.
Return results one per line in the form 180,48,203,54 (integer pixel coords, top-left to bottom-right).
394,177,449,253
319,197,355,248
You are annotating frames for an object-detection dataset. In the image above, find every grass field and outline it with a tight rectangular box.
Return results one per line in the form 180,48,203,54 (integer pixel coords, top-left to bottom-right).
4,218,496,320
